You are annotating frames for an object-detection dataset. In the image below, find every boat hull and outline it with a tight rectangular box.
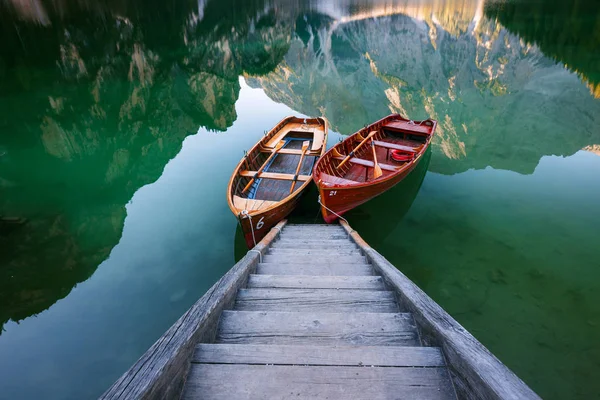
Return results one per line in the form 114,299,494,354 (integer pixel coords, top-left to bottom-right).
238,192,302,248
318,156,421,223
313,114,436,223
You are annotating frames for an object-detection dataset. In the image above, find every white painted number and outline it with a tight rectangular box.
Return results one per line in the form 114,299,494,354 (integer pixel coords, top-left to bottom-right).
256,217,265,229
329,191,338,196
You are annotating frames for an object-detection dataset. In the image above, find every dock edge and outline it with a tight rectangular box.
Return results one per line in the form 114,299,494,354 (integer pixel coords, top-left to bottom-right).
99,220,288,400
339,220,541,400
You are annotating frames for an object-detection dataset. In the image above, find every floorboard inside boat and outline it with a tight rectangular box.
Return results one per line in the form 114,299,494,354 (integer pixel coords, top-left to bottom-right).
253,140,316,201
340,137,419,182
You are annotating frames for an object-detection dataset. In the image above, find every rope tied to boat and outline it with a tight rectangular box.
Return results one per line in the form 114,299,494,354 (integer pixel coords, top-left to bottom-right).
317,195,349,225
408,120,424,126
240,210,257,247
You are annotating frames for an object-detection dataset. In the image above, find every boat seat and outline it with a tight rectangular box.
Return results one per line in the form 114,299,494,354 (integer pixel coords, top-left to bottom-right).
310,128,325,151
384,120,432,134
239,170,311,181
333,156,398,172
265,128,317,149
232,195,278,211
318,173,357,186
372,140,417,153
265,148,320,156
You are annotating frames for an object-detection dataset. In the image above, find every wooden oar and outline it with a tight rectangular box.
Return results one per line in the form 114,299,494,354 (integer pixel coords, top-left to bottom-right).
371,138,383,179
336,131,377,170
289,141,310,193
242,140,285,193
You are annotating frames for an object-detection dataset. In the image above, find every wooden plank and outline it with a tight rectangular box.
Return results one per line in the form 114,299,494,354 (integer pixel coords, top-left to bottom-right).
193,343,445,367
270,242,358,250
239,170,311,181
310,126,325,151
277,234,349,241
286,224,340,227
262,255,367,264
273,239,353,245
256,263,374,276
339,220,541,400
373,140,417,153
275,148,321,156
333,156,398,172
216,311,419,346
384,119,432,134
234,289,398,312
182,364,455,400
265,123,318,148
268,248,362,256
285,224,344,229
99,221,288,400
247,275,384,290
282,228,346,234
232,195,278,212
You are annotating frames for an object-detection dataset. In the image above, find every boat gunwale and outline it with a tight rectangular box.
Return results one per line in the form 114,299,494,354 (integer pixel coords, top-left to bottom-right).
313,114,436,190
227,116,329,218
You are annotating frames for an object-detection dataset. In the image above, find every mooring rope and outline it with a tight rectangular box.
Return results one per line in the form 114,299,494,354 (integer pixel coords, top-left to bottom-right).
317,195,349,225
240,210,257,247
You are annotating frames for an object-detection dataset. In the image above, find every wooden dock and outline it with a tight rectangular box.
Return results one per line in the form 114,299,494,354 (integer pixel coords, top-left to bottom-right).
101,221,541,400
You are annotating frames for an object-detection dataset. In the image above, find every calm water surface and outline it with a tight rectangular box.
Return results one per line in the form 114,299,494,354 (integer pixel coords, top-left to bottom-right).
0,0,599,399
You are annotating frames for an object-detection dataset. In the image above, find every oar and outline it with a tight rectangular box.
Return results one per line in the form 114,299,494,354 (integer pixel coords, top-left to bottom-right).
371,138,383,179
336,131,377,170
242,140,285,193
289,141,310,193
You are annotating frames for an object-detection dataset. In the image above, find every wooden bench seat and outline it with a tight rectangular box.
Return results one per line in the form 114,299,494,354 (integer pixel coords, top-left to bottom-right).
240,170,312,181
263,148,321,156
319,173,357,186
373,140,417,153
333,157,398,172
384,120,432,134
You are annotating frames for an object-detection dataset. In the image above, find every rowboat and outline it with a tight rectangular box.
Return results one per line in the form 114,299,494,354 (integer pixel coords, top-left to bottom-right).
313,114,436,223
228,116,328,248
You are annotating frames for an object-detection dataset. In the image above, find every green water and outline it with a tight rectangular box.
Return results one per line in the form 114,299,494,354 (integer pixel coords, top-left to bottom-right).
1,0,599,398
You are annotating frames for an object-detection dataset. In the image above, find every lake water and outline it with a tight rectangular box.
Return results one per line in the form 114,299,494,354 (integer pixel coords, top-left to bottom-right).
1,0,599,399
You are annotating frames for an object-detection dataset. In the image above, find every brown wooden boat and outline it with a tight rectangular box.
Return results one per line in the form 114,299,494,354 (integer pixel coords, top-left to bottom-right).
228,116,328,248
313,114,436,223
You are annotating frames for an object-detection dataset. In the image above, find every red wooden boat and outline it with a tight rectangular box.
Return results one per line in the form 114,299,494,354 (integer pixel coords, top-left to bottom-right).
228,116,328,248
313,114,436,223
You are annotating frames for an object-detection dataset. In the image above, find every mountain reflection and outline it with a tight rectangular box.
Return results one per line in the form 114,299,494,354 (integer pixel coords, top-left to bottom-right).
1,0,600,332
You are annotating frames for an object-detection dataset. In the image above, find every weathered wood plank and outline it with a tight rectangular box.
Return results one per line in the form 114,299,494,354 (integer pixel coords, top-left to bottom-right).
256,263,374,276
283,227,345,231
271,242,357,250
193,344,445,367
247,275,385,290
283,225,344,229
262,255,367,264
216,311,419,346
182,364,456,400
268,248,362,256
286,224,342,227
278,234,349,240
234,289,398,312
99,221,288,400
339,220,541,400
238,170,311,181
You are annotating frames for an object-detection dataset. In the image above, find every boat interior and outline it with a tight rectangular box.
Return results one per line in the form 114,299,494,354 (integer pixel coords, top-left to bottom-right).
231,119,326,212
316,119,433,185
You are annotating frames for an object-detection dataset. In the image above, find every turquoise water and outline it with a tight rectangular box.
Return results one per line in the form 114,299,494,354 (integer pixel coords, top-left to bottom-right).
1,0,599,398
